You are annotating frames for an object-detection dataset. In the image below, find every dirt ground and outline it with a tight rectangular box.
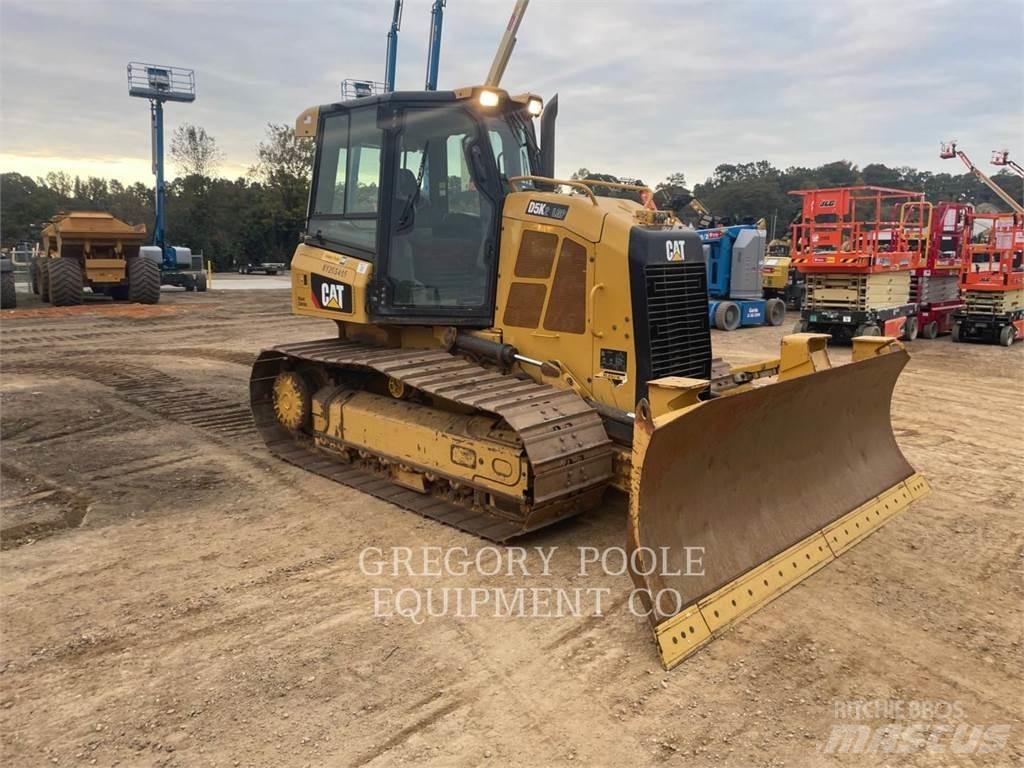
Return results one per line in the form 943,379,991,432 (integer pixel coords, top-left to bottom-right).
1,284,1021,768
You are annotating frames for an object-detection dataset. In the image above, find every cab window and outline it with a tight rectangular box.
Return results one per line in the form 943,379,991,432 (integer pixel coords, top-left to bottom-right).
386,107,496,310
309,107,382,254
486,116,533,181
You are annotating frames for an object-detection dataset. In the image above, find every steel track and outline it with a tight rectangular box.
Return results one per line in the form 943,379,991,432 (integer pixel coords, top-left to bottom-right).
250,339,616,541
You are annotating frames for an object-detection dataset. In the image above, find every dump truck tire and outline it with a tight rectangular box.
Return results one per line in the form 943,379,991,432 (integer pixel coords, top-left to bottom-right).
999,325,1016,347
921,320,939,339
765,298,786,326
714,301,741,331
128,258,161,304
48,258,84,306
39,260,50,302
1,270,16,309
903,316,918,341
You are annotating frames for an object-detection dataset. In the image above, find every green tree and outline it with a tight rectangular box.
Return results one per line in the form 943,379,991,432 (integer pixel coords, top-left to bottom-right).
170,124,225,178
815,160,859,187
694,161,792,226
5,154,1022,266
568,168,642,200
0,173,58,244
41,171,73,198
249,124,314,263
861,163,902,188
251,123,314,184
653,171,690,210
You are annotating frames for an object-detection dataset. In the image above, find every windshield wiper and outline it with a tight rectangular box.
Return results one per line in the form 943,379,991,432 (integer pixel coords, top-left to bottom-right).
397,142,430,232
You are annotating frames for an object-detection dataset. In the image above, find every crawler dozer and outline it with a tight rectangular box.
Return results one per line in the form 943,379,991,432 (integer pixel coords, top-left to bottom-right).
251,2,928,668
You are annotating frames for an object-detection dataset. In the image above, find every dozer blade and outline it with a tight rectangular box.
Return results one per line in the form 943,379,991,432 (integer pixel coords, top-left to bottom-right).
628,348,929,669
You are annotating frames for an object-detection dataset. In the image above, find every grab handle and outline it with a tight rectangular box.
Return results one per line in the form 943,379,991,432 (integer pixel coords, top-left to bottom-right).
589,283,605,338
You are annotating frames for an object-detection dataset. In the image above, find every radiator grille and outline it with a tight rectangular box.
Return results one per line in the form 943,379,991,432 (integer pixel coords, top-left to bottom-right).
643,262,711,381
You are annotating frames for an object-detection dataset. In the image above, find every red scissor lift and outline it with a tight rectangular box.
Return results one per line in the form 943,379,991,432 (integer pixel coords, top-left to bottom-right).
953,212,1024,346
914,202,971,338
790,186,931,341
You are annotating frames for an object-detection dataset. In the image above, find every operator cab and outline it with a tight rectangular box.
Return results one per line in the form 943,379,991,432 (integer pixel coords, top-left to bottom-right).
304,87,543,324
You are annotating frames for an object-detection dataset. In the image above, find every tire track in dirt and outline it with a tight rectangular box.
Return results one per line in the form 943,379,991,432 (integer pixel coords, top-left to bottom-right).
119,347,257,366
90,454,195,481
440,619,596,760
4,350,395,549
350,696,465,768
9,552,347,673
17,416,125,446
4,358,256,441
0,315,310,355
0,458,91,549
0,419,42,441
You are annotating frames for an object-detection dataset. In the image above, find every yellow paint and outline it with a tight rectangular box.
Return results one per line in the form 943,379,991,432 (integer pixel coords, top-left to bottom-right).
83,258,126,284
313,386,530,501
762,256,790,290
290,243,373,324
295,106,319,137
644,377,706,418
656,473,930,669
851,336,903,361
777,333,833,381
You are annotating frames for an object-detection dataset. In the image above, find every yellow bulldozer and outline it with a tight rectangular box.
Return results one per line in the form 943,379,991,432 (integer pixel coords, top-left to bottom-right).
250,1,928,668
31,211,160,306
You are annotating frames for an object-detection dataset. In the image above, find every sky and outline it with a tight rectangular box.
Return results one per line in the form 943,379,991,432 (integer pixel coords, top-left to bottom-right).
1,0,1021,188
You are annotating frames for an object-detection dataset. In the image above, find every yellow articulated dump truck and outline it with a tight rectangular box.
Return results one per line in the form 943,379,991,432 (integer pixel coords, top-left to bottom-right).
32,211,160,306
250,2,928,668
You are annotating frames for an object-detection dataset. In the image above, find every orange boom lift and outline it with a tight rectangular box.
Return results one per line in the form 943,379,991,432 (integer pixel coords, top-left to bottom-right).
991,149,1024,178
941,142,1024,345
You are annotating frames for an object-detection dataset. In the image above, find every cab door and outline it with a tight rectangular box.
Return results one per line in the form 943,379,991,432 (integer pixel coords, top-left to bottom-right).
373,105,504,325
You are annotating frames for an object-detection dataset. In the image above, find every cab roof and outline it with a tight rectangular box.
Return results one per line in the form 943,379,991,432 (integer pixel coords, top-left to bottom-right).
295,86,541,136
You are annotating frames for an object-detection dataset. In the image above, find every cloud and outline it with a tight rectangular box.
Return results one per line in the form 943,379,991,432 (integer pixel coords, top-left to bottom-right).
1,0,1021,187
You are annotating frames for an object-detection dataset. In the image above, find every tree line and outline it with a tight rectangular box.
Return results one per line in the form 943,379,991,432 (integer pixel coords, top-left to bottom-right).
1,123,312,271
3,123,1022,268
575,161,1024,239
